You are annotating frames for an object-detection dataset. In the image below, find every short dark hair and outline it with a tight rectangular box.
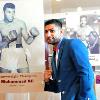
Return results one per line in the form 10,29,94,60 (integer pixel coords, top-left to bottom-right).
3,3,15,11
80,15,87,20
45,19,62,28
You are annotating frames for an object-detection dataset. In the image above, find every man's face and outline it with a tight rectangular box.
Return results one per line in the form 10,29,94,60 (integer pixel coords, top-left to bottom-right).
4,8,15,22
80,17,87,27
45,24,62,45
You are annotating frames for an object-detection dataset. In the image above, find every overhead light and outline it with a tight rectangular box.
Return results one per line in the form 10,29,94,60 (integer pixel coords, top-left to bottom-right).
56,0,61,2
77,7,82,12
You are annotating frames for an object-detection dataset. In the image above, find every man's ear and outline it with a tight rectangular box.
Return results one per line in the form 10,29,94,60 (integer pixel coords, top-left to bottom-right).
60,29,64,36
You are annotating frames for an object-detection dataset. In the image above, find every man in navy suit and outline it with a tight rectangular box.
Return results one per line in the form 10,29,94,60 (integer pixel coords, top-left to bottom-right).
44,19,96,100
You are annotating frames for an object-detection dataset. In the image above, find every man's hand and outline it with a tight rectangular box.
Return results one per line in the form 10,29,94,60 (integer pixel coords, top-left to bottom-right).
44,67,52,82
8,30,17,43
1,36,10,48
29,27,40,38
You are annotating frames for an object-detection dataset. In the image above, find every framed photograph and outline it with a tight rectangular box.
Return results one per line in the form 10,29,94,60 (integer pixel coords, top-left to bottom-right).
0,0,44,93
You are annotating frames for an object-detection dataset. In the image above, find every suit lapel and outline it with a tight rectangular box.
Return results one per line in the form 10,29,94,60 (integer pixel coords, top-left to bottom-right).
57,39,65,70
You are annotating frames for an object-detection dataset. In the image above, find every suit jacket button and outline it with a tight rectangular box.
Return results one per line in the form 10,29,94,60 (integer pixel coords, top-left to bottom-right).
58,80,61,83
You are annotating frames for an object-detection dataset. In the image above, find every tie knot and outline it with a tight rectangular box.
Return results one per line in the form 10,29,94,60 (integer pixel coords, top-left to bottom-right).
53,47,58,52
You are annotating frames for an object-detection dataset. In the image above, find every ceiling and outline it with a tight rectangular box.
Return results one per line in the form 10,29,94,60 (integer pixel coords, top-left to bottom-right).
43,0,100,14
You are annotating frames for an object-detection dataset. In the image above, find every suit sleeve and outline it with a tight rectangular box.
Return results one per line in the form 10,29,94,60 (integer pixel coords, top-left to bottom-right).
44,79,59,93
69,39,94,98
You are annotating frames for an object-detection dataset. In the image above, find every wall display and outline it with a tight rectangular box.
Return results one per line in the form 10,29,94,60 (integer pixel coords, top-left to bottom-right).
65,11,100,66
0,0,44,93
96,75,100,84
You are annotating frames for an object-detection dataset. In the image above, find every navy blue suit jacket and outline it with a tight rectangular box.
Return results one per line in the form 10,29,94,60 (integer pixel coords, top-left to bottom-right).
45,38,96,100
